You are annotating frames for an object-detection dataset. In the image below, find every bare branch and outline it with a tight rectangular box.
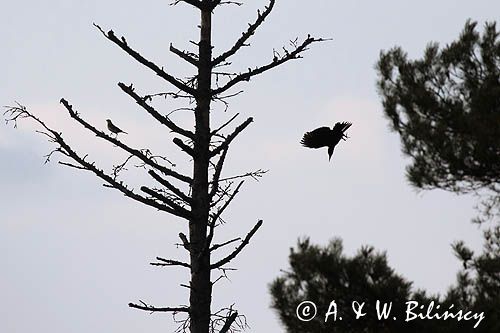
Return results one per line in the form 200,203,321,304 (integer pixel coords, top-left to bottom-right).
178,232,190,250
205,217,218,256
211,0,223,7
173,137,195,156
211,113,239,137
170,0,204,9
211,181,244,224
58,98,191,184
211,182,231,207
141,186,191,219
149,170,191,204
151,257,191,268
3,101,29,127
212,0,276,66
129,301,190,313
210,237,241,252
210,117,253,157
94,23,197,96
211,220,263,269
5,104,189,218
219,311,239,333
110,154,134,179
140,150,176,167
170,43,198,67
216,90,244,99
210,0,243,10
217,169,267,183
143,91,194,101
209,146,228,199
212,35,327,95
59,161,86,169
118,83,194,139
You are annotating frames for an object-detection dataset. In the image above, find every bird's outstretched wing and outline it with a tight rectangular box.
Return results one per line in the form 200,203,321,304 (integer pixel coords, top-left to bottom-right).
301,127,332,148
332,122,352,136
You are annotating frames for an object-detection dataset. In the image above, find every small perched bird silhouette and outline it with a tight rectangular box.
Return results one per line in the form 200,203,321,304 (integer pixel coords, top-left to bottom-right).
106,119,128,136
301,122,352,161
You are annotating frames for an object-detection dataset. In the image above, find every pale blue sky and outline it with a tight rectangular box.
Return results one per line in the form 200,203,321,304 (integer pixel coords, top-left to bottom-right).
2,1,498,332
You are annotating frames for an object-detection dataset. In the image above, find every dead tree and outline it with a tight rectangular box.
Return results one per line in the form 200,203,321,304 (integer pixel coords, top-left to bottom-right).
4,0,324,332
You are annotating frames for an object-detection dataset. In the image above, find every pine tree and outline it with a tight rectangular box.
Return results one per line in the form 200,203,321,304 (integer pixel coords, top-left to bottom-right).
376,20,500,224
376,19,500,331
4,1,325,332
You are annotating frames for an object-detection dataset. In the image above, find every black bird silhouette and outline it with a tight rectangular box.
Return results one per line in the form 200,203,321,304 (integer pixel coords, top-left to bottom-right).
106,119,128,136
301,122,352,161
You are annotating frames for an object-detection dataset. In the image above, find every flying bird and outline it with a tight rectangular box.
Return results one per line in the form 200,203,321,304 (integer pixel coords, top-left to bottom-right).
301,122,352,161
106,119,128,135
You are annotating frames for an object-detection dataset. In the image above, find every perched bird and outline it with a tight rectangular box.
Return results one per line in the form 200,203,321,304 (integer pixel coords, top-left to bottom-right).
106,119,128,135
301,122,352,161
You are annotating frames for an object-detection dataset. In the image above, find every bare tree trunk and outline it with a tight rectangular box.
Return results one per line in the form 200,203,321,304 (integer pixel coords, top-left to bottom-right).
190,6,212,333
4,2,325,332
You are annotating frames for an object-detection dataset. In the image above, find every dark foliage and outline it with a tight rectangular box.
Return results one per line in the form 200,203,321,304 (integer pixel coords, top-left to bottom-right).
376,20,499,223
270,238,495,333
449,226,500,332
375,22,500,332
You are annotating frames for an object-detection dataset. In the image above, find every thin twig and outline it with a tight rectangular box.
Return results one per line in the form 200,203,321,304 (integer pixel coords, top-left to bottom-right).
211,181,244,224
212,0,276,66
129,301,190,313
151,257,191,268
210,117,253,157
210,237,241,252
212,35,328,95
59,98,192,183
211,220,263,269
94,23,196,96
118,82,194,139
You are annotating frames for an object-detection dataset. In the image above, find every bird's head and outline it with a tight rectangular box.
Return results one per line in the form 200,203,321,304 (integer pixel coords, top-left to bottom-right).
106,119,111,124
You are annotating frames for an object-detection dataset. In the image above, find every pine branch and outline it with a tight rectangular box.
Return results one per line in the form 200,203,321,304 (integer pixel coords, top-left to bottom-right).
118,83,194,139
170,43,198,67
206,217,218,255
171,0,204,9
216,169,267,183
210,0,243,9
211,181,244,224
209,182,231,210
211,220,263,269
209,146,228,199
210,117,253,157
210,0,223,7
212,35,327,95
178,232,190,250
149,170,191,204
151,257,191,268
173,138,195,156
210,237,240,252
59,98,192,184
141,186,192,219
94,23,197,96
129,300,190,313
219,311,239,333
210,113,239,137
212,0,275,66
4,104,189,218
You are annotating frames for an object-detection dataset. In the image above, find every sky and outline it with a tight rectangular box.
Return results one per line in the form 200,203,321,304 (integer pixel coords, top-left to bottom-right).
1,0,498,332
